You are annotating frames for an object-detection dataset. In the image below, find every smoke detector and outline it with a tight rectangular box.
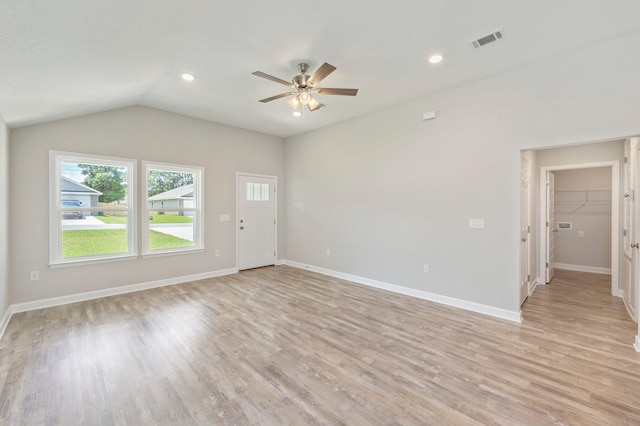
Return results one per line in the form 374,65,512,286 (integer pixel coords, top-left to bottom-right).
471,30,504,48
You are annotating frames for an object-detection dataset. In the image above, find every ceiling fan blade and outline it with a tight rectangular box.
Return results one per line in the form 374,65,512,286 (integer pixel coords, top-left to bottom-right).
258,92,296,103
307,63,336,87
315,88,359,96
252,71,292,87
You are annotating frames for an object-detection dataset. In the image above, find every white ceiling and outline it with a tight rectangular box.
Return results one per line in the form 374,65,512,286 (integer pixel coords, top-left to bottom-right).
2,1,640,138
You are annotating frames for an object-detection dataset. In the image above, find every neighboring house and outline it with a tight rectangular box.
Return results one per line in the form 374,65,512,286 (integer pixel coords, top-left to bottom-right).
148,184,194,216
61,176,102,216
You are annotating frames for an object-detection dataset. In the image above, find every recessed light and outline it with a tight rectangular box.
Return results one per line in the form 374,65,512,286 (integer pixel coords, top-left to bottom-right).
293,111,302,117
181,73,195,82
428,54,443,64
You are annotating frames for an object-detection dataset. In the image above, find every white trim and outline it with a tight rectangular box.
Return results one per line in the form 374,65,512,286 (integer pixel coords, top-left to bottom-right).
554,263,612,275
529,278,541,296
275,259,286,266
49,254,138,268
142,162,204,255
623,294,636,319
283,260,522,323
538,161,620,296
0,305,12,341
613,288,624,298
10,267,238,314
50,150,138,266
634,335,640,352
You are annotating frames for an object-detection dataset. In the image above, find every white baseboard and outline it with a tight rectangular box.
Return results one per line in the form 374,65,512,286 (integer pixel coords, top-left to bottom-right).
10,267,238,314
275,259,286,266
554,263,611,275
283,260,522,323
529,278,541,296
635,335,640,352
613,288,624,298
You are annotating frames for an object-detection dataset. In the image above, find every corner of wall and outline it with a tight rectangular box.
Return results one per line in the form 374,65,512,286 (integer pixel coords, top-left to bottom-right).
0,115,10,330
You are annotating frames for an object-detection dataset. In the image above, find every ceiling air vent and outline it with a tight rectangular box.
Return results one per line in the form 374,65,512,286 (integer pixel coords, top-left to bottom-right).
471,30,504,48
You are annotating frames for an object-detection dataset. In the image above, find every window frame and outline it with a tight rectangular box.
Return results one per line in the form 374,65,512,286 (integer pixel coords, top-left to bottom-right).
49,150,138,267
142,161,204,257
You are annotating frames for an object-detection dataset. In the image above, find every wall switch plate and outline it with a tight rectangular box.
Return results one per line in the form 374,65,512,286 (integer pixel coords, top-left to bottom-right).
422,110,437,121
424,264,430,273
469,218,485,229
219,214,231,222
214,250,220,256
326,249,331,256
578,231,585,238
30,271,39,281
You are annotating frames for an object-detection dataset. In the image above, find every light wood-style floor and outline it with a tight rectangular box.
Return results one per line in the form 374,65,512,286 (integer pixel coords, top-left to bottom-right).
1,267,639,425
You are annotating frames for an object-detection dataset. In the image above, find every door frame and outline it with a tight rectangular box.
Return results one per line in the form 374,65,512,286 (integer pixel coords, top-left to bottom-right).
520,156,532,305
538,161,620,296
236,172,278,270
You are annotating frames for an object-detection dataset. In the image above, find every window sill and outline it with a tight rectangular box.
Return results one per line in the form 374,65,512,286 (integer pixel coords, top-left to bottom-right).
142,248,205,259
49,254,139,268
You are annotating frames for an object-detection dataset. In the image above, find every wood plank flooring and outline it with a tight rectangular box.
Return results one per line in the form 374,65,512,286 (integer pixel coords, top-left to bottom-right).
1,266,639,425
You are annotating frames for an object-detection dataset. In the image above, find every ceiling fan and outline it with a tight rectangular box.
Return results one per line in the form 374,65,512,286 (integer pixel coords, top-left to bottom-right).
252,62,358,113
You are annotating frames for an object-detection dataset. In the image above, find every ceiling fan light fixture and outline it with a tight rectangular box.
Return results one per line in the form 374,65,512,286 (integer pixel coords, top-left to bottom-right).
299,91,312,105
181,72,196,81
288,96,300,110
308,97,320,110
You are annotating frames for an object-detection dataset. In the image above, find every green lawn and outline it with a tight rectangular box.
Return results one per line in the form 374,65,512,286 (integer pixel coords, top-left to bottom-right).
94,214,193,224
62,229,193,258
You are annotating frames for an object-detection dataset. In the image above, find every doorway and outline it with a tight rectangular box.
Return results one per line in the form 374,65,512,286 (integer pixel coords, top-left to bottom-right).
538,161,619,296
237,173,277,270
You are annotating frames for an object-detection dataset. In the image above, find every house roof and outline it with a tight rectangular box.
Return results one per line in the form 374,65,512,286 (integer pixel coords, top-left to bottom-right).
2,1,640,138
148,184,193,202
61,176,103,195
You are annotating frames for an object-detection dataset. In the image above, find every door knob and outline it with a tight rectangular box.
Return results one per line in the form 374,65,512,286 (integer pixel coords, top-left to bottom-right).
632,243,639,249
521,238,527,242
240,226,244,230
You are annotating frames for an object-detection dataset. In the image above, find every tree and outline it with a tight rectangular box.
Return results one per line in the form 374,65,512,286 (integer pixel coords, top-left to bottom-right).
77,164,127,203
147,171,194,196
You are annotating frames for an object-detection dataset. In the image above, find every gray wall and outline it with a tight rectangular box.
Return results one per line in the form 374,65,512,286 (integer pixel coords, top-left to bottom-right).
10,106,285,304
554,168,612,270
0,116,9,320
284,29,640,314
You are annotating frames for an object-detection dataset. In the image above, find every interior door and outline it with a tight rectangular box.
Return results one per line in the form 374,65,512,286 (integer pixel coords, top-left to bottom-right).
624,138,640,321
520,157,531,305
238,174,276,270
546,171,556,283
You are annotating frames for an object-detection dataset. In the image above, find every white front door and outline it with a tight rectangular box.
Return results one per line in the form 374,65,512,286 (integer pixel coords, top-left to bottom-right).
546,171,556,283
520,157,531,305
238,174,277,270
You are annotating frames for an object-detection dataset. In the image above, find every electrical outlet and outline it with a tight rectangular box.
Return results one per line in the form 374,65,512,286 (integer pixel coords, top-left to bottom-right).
578,231,585,238
326,249,331,256
30,271,39,281
423,264,430,274
214,250,220,256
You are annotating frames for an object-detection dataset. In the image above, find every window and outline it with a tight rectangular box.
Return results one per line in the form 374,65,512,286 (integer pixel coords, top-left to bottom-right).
246,182,270,201
50,151,137,266
142,162,204,256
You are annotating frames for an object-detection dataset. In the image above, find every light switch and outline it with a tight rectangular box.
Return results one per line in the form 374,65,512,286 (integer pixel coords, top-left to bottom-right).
219,214,231,222
469,218,485,229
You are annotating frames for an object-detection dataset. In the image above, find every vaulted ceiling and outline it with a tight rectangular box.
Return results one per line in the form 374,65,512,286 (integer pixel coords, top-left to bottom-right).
2,1,640,138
